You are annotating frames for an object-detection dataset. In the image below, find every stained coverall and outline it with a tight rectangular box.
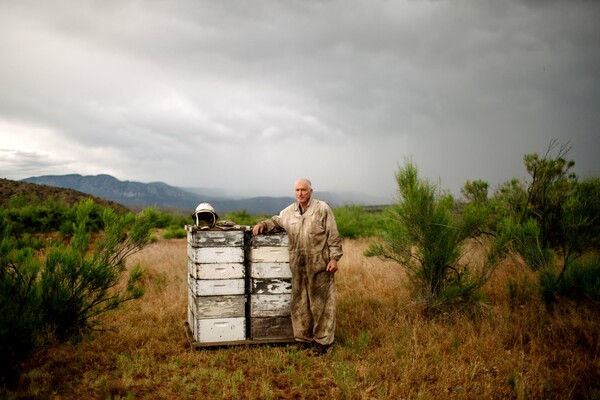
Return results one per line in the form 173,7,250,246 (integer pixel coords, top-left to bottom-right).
260,198,343,346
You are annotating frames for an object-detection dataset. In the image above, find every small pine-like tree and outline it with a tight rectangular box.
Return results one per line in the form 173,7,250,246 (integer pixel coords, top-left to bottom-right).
522,139,577,249
461,179,489,205
40,199,155,339
0,199,157,381
366,160,509,317
0,234,43,382
494,142,600,304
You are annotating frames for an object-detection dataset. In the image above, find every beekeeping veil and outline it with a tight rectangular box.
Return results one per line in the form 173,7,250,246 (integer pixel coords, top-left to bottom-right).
192,202,218,229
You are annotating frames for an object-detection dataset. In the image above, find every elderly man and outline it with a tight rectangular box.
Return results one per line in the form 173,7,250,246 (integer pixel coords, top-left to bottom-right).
252,178,343,355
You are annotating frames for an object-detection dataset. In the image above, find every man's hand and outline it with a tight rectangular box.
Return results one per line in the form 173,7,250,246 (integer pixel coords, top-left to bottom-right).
252,223,265,236
326,259,338,273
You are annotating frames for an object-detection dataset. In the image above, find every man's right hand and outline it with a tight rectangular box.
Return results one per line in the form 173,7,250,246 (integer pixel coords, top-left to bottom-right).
252,223,265,236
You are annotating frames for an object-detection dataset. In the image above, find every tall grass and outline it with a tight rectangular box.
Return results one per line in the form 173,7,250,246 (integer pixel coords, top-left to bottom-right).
7,238,599,399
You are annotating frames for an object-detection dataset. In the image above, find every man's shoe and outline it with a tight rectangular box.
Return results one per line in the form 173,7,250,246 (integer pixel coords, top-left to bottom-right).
309,343,331,356
294,341,312,351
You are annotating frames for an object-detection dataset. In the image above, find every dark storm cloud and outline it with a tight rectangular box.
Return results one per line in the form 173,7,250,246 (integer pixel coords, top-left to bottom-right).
0,0,598,198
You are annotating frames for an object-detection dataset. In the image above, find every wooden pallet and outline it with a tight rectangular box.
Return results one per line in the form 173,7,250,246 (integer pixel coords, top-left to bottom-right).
184,322,295,349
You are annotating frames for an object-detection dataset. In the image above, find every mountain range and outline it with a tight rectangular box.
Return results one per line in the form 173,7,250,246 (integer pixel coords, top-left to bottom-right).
21,174,389,215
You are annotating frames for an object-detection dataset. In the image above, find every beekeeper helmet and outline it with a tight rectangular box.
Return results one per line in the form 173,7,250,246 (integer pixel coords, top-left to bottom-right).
193,202,218,228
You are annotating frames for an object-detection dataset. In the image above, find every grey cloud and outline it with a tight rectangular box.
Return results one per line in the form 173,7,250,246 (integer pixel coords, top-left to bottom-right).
0,0,598,199
0,149,71,179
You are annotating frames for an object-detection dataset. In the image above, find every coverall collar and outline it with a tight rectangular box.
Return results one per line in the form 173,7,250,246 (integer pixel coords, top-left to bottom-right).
296,197,314,215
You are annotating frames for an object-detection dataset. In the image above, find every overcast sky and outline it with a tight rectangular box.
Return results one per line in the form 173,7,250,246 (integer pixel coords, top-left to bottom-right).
1,0,599,201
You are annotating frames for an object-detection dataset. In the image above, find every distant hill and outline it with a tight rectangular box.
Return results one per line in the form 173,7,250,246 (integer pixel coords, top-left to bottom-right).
0,178,130,213
20,174,390,215
21,174,295,215
22,174,198,209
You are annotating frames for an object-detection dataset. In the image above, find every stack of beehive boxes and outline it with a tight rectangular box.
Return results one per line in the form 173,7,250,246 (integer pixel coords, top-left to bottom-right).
186,226,294,346
247,232,293,340
187,229,246,343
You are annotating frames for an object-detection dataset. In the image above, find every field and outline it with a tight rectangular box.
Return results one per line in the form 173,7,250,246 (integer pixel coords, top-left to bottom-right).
10,237,600,399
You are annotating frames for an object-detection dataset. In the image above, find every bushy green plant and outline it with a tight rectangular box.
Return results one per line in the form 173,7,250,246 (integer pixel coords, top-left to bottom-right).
0,199,157,380
497,217,553,272
40,200,154,339
494,143,600,304
1,195,105,235
150,210,185,229
366,160,509,316
0,234,42,381
490,178,529,223
163,225,187,239
521,140,577,249
557,178,600,275
557,255,600,301
333,205,387,239
461,179,489,205
223,209,270,226
536,177,600,303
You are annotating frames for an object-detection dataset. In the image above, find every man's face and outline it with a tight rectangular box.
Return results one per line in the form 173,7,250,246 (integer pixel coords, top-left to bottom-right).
295,180,312,206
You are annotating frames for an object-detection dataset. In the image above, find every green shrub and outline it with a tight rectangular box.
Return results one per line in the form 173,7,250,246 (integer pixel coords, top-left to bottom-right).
498,217,553,272
1,196,105,235
461,179,489,205
0,236,42,381
41,200,154,339
521,140,577,249
333,205,387,239
561,256,600,301
537,255,600,304
163,225,187,239
366,160,509,317
490,178,528,223
494,143,600,305
223,210,270,226
0,199,156,380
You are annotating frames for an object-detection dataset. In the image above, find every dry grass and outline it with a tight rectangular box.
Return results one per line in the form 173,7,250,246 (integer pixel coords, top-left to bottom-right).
8,238,600,399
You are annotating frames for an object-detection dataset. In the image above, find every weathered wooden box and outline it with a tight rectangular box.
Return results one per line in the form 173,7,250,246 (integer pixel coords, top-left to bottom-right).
189,294,245,318
186,228,246,345
188,229,245,247
185,226,294,347
249,262,292,279
247,232,293,340
189,279,245,296
188,260,244,280
192,316,246,343
249,294,291,317
187,246,244,264
250,316,293,340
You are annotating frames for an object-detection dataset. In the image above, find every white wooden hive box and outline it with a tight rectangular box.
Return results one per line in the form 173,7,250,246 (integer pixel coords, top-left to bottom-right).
189,294,246,318
194,317,246,343
250,294,291,317
189,278,245,296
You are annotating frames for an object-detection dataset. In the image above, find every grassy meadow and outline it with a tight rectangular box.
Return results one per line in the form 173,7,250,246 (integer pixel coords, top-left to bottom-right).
9,236,600,399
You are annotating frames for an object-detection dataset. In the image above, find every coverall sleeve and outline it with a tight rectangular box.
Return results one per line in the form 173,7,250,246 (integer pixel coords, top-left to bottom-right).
325,205,343,261
260,214,283,233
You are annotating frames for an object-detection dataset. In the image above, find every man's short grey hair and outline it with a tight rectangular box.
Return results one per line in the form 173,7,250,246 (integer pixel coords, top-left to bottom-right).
296,178,312,188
